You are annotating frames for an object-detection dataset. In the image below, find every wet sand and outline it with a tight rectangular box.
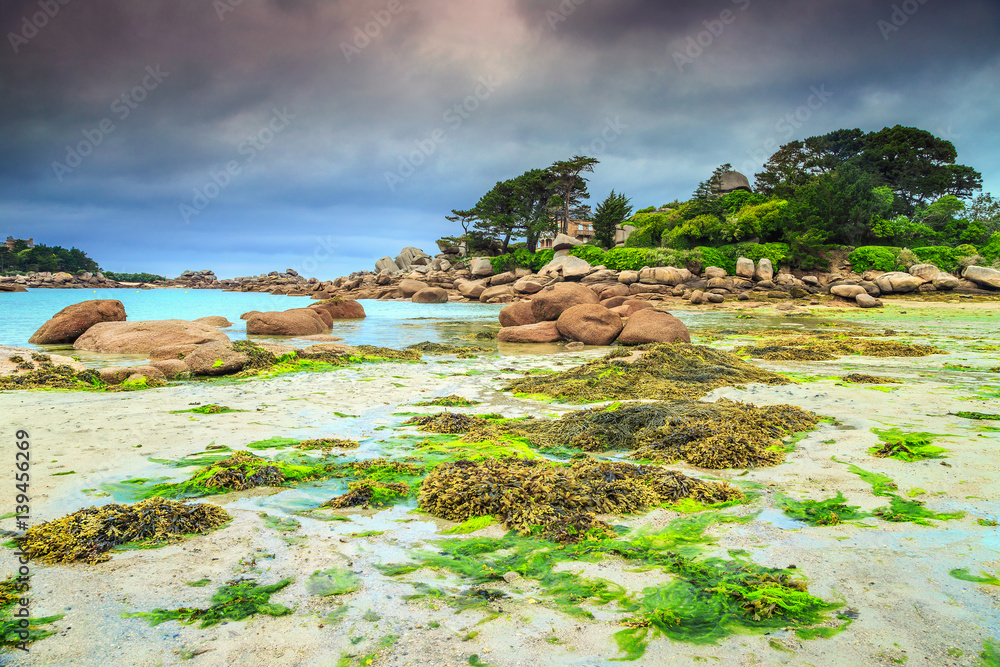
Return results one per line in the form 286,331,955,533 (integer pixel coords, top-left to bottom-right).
1,301,998,666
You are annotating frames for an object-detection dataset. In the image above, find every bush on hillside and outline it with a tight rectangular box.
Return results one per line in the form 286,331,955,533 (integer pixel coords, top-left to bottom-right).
848,246,901,273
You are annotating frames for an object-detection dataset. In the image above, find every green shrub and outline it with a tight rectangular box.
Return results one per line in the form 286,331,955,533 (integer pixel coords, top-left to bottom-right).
848,246,901,273
569,245,607,266
695,246,734,274
624,225,656,248
489,248,535,274
531,249,555,271
979,233,1000,264
911,246,958,273
604,248,653,271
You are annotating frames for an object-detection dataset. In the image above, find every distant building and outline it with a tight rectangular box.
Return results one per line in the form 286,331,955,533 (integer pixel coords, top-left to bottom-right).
538,220,596,250
4,236,34,251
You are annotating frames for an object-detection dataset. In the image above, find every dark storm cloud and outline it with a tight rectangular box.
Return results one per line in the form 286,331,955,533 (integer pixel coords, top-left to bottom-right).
0,0,997,279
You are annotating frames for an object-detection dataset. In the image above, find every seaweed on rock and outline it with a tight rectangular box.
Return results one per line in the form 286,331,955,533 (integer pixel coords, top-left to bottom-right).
412,400,821,469
0,365,106,391
503,343,791,403
17,497,230,564
843,374,903,384
418,457,743,542
407,341,491,358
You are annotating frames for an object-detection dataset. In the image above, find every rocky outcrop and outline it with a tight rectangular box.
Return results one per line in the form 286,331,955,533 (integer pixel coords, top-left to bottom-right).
555,304,623,346
182,341,248,376
74,320,229,354
245,309,330,336
551,234,583,251
537,255,592,280
830,285,867,299
29,299,127,345
531,283,601,322
412,287,449,304
617,309,691,345
398,279,429,298
874,272,923,294
963,266,1000,290
194,316,233,328
310,299,366,320
497,321,562,344
470,258,495,278
499,301,537,328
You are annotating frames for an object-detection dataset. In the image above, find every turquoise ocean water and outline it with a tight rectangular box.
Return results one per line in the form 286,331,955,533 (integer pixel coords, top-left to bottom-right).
0,289,505,353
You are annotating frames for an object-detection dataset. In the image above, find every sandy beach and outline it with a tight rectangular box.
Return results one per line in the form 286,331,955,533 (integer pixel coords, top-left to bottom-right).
1,300,999,667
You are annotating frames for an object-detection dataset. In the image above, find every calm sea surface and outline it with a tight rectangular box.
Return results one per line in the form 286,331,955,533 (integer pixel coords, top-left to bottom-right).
0,289,506,354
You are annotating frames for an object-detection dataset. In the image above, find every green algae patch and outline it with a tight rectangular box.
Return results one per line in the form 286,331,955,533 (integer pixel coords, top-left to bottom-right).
111,450,341,500
777,492,872,526
1,575,64,648
843,374,903,384
337,634,400,667
445,515,497,534
246,437,302,450
415,395,483,407
503,343,791,403
836,458,964,526
382,513,841,658
124,578,292,628
948,568,1000,587
411,400,821,470
981,639,1000,667
307,568,361,596
870,429,947,461
324,480,411,509
17,497,230,564
228,341,423,381
736,334,945,361
955,411,1000,421
419,457,743,543
169,404,243,415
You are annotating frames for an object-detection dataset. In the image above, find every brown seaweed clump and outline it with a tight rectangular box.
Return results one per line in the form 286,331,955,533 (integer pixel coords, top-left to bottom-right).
323,480,411,508
405,412,495,436
19,497,231,564
419,400,821,470
736,335,944,361
407,341,492,358
230,340,279,370
0,365,103,391
504,343,790,403
419,457,743,542
842,374,903,384
203,451,285,491
354,345,422,361
294,438,360,452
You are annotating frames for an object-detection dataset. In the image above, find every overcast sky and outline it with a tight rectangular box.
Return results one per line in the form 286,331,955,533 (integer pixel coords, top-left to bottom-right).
1,0,997,279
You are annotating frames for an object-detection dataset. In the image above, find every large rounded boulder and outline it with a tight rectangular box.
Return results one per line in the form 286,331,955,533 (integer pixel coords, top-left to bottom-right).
498,301,537,328
412,287,449,304
29,299,127,345
874,272,922,294
245,309,330,336
497,321,562,344
182,341,248,376
617,309,691,345
398,279,429,298
74,320,229,354
555,304,623,346
311,299,366,320
530,283,600,322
